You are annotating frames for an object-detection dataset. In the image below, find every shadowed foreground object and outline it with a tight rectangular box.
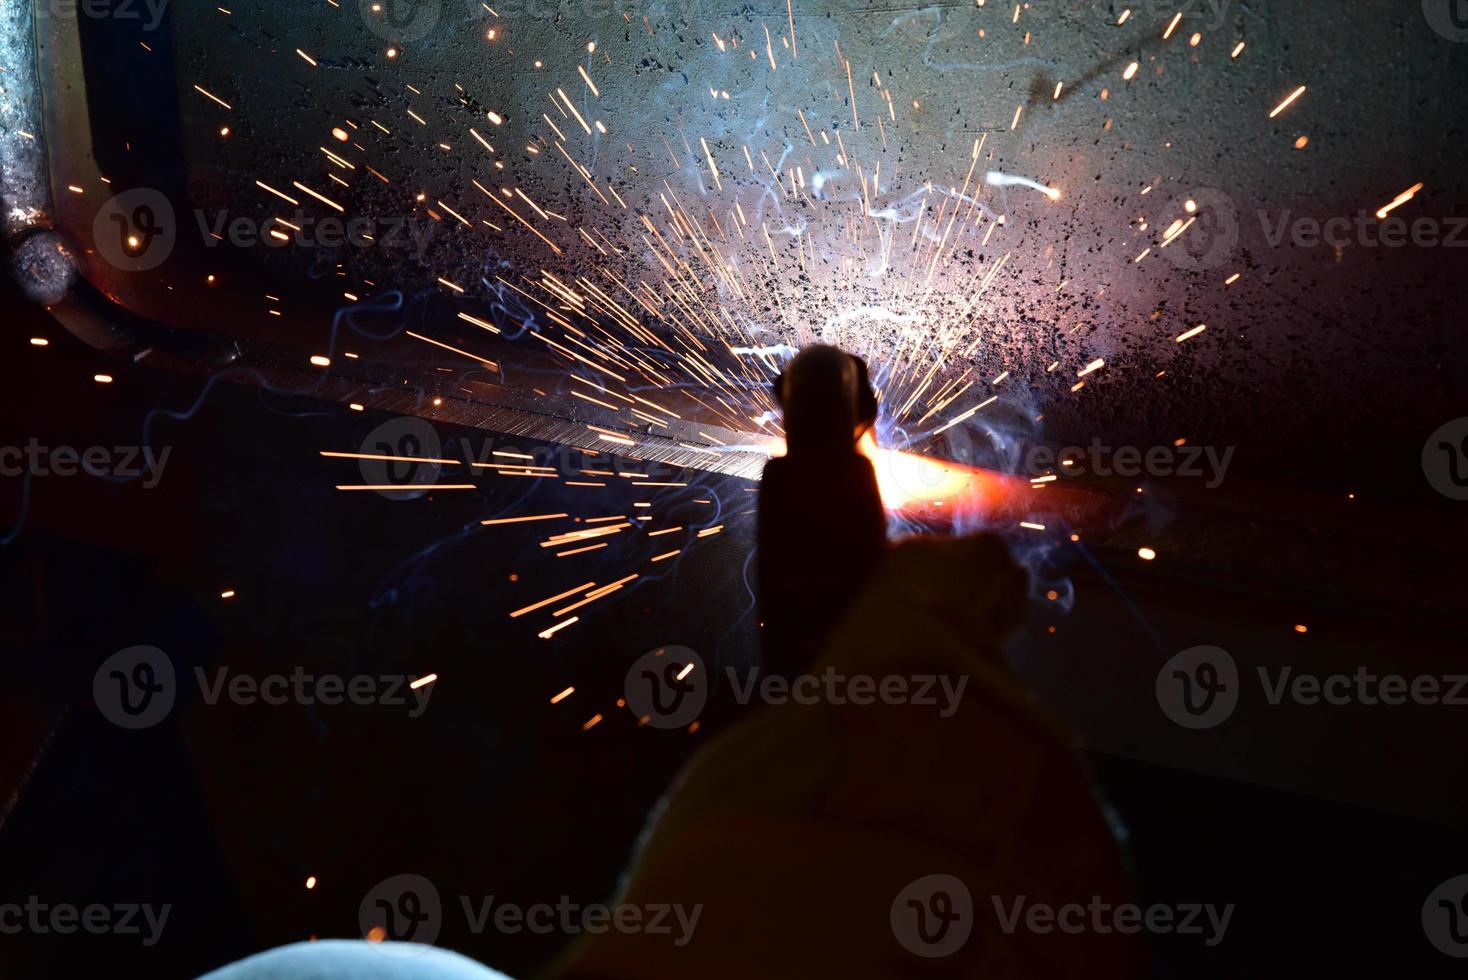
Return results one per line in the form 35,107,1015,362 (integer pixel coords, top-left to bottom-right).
758,346,887,678
553,534,1144,978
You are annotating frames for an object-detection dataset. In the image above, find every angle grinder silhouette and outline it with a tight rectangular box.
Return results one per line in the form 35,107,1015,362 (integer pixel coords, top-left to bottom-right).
757,345,887,678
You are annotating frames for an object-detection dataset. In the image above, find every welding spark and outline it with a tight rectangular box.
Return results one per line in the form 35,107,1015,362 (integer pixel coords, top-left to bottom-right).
985,171,1062,201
